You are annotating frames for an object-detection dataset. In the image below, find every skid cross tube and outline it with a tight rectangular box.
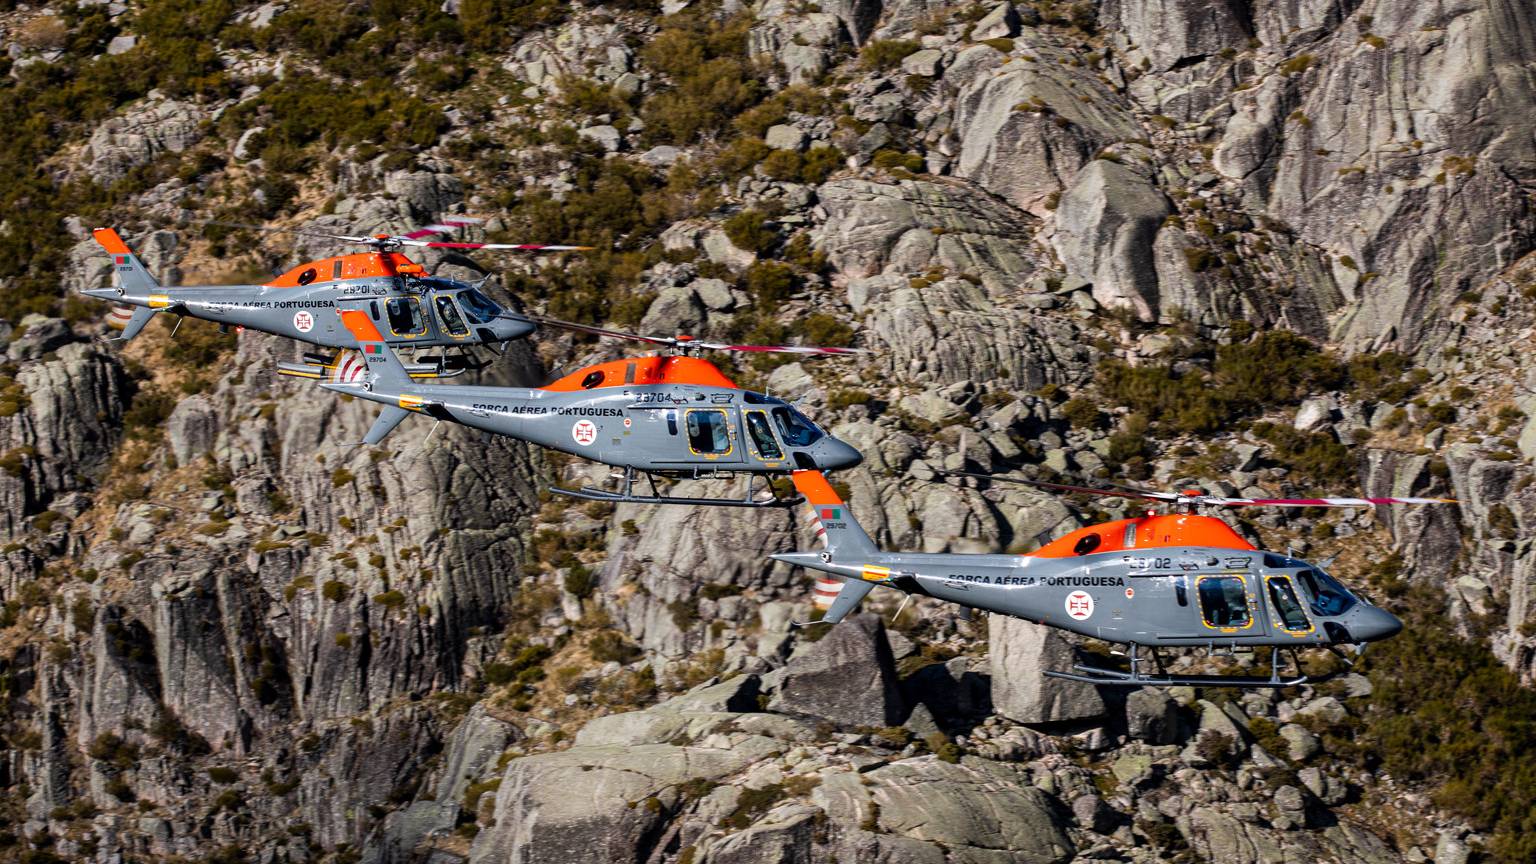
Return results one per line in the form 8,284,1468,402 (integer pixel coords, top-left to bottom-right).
1045,643,1317,688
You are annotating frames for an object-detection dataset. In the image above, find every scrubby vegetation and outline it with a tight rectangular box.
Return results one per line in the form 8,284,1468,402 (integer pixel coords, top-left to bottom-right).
1361,583,1536,862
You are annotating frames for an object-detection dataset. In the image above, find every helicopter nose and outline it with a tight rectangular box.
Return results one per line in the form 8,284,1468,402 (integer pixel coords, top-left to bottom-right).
497,317,537,341
1348,605,1403,642
814,437,863,471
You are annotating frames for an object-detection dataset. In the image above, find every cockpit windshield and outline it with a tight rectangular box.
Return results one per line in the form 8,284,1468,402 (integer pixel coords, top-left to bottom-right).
772,406,822,447
457,288,502,324
1294,568,1356,617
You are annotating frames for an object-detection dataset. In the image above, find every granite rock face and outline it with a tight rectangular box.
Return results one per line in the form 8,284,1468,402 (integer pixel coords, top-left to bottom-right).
1,0,1527,859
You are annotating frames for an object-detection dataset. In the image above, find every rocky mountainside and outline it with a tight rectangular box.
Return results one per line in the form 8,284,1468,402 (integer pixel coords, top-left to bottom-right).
0,0,1534,862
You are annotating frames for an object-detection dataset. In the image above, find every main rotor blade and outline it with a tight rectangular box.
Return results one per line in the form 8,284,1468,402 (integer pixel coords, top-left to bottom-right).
403,240,596,251
940,471,1457,508
690,342,867,355
399,218,482,240
1200,495,1459,507
195,219,372,243
529,316,680,347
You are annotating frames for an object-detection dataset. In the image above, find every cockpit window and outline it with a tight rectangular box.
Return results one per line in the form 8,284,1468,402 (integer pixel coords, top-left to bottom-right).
772,406,822,447
1295,568,1355,617
458,288,502,324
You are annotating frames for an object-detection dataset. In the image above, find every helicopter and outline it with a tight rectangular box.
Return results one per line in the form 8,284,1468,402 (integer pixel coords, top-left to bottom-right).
303,310,865,506
773,470,1456,687
81,219,591,378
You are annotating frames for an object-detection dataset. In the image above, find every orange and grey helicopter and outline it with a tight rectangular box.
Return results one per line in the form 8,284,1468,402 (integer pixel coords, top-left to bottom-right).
301,310,865,506
774,471,1455,687
82,219,590,377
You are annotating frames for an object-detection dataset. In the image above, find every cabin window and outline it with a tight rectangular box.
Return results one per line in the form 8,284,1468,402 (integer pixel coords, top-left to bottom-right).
1174,576,1188,606
686,409,730,455
1266,577,1311,632
386,298,426,337
1197,576,1250,628
369,301,380,320
297,267,317,286
332,259,344,280
772,406,822,447
745,410,782,459
1073,533,1101,556
434,296,468,336
665,410,677,436
581,370,605,389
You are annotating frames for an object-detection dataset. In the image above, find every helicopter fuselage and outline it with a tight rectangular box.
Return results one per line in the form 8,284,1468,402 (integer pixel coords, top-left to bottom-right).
83,250,534,351
781,512,1401,651
333,360,863,476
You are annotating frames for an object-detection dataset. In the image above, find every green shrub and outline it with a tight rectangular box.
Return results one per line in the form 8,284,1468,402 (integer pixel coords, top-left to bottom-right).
795,314,855,348
720,783,785,829
1060,398,1102,430
798,146,843,184
668,598,699,630
590,630,642,664
924,731,961,762
1251,422,1355,486
321,580,350,602
723,210,777,254
207,766,238,784
740,261,798,309
759,148,803,181
563,564,595,599
373,590,406,608
860,40,920,71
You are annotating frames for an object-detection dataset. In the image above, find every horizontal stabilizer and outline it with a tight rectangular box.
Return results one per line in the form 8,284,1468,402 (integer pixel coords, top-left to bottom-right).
111,306,157,342
820,578,876,625
364,405,411,445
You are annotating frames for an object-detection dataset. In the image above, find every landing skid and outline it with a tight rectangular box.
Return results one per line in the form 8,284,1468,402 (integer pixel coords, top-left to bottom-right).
548,467,803,508
1046,644,1317,689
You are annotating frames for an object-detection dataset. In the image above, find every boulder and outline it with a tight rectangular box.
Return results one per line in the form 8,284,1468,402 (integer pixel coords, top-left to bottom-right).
85,98,204,183
469,743,766,864
1279,723,1320,761
865,758,1073,863
768,614,905,728
764,124,806,151
1100,0,1251,72
971,4,1021,41
578,124,622,152
988,616,1105,724
167,394,220,467
1124,687,1180,744
1051,160,1172,321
